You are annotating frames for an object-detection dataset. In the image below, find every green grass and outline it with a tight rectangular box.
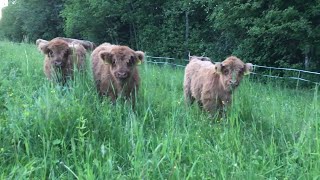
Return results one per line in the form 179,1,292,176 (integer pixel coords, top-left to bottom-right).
0,41,319,179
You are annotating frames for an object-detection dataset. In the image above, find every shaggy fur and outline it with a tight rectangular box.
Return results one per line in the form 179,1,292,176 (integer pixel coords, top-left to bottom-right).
188,55,212,62
183,55,253,115
52,37,96,51
39,39,87,84
36,39,48,53
91,43,144,103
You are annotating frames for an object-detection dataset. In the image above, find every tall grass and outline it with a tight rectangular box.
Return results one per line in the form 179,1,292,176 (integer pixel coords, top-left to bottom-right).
0,41,319,179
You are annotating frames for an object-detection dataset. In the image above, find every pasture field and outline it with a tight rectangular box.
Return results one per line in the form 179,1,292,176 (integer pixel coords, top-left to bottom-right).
0,41,319,179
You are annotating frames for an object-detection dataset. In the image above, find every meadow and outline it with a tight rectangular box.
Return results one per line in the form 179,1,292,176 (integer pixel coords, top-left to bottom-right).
0,41,319,179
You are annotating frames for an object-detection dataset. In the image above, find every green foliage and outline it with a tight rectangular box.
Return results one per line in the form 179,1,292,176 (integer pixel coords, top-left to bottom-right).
0,4,24,41
1,0,320,69
205,0,319,69
61,0,134,45
0,0,64,43
0,41,320,179
238,7,311,67
20,0,65,42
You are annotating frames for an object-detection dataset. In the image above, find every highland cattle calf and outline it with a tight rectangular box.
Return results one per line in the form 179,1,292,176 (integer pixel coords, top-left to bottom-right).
38,39,87,84
183,55,253,115
53,37,96,51
91,43,144,103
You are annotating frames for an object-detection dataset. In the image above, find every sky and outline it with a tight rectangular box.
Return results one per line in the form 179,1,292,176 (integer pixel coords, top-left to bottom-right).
0,0,9,19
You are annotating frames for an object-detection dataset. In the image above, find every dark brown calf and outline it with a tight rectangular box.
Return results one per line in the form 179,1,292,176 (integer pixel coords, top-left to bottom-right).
39,39,86,84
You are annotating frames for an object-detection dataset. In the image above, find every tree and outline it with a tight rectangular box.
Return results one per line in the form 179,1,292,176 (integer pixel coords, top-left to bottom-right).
205,0,319,69
62,0,132,45
0,2,24,41
0,0,64,42
1,0,320,70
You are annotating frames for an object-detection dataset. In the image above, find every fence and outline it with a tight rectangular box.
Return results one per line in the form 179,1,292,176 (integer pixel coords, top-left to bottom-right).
145,55,320,86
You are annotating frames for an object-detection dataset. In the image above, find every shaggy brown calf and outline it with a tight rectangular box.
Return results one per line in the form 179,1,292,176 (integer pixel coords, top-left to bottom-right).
38,39,87,84
183,55,253,115
91,43,144,103
53,37,96,51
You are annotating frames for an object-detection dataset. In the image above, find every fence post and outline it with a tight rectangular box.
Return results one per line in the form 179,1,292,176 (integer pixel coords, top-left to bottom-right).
296,70,301,89
268,68,272,84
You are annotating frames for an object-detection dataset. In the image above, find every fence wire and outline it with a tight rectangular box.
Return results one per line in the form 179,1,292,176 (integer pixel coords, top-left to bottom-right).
145,56,320,85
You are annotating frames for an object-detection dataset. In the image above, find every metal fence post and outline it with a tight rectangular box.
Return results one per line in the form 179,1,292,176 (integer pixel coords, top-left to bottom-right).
296,70,301,89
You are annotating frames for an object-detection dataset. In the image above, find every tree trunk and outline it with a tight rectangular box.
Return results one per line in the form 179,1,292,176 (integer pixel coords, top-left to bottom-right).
185,10,189,58
304,53,309,70
304,45,310,70
130,1,138,49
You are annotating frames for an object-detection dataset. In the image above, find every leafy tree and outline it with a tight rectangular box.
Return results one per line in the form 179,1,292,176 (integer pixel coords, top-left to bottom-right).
62,0,132,45
0,0,64,42
21,0,64,42
0,2,24,41
1,0,320,70
205,0,318,69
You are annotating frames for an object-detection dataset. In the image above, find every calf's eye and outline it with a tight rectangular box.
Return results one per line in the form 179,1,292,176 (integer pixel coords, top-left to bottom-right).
48,50,53,57
111,60,116,66
128,56,135,66
223,69,229,75
64,52,69,58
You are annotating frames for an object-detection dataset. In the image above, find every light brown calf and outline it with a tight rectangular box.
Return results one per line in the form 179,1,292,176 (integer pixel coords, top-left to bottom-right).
184,55,253,115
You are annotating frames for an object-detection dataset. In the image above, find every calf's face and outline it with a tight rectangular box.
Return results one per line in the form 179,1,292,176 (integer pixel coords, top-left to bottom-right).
215,56,253,91
99,47,144,81
41,40,71,68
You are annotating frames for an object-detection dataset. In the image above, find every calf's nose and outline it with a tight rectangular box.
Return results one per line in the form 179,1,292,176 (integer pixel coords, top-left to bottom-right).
229,80,239,88
116,72,128,79
54,61,62,67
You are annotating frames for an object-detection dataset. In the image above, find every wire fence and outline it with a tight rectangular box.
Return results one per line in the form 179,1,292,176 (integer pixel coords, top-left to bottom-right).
145,55,320,86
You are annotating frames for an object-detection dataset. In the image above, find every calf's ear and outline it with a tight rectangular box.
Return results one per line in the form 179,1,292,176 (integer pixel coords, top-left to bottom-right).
41,44,50,55
244,63,253,75
135,51,144,65
214,62,223,74
91,42,97,50
200,57,211,61
99,51,113,64
36,39,47,46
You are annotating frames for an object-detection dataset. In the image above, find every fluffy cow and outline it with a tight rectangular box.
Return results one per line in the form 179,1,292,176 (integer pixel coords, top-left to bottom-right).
91,43,144,103
38,39,87,84
52,37,96,51
183,55,253,115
